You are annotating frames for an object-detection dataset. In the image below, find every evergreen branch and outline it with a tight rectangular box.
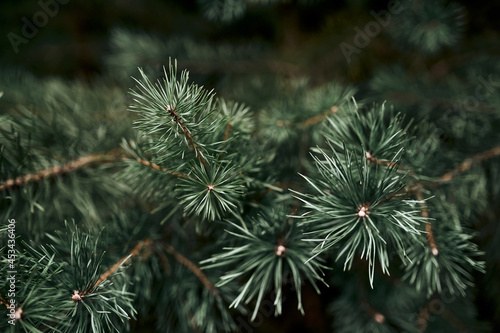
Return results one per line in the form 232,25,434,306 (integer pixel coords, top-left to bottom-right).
300,106,339,128
438,145,500,183
322,102,409,160
178,161,244,221
0,148,123,191
130,64,216,166
294,145,425,286
218,122,232,160
275,105,339,131
91,238,153,294
416,190,438,256
366,152,398,169
223,122,232,141
163,244,219,297
166,105,208,167
202,207,327,320
136,157,189,179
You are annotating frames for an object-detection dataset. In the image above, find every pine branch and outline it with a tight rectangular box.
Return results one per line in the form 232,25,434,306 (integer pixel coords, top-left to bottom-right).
300,106,339,128
366,152,399,169
0,148,124,191
275,106,339,131
223,122,232,142
415,190,438,256
136,157,189,179
90,238,153,294
438,145,500,183
369,154,439,258
163,244,219,297
218,122,232,160
166,105,208,167
368,154,438,255
130,64,217,167
294,145,426,285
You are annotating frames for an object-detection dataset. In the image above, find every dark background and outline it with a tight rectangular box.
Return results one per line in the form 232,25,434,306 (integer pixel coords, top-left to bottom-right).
1,0,499,82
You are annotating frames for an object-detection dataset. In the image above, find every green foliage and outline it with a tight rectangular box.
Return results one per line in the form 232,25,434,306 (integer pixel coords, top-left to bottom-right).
403,198,485,296
0,222,135,333
154,264,238,333
129,62,217,165
293,143,425,286
106,28,266,82
202,207,327,320
0,70,131,240
178,161,245,221
321,101,409,161
328,276,422,333
388,0,465,54
1,0,499,330
198,0,249,23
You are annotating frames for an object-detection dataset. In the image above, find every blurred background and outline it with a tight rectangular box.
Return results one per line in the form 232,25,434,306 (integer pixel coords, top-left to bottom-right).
1,0,497,83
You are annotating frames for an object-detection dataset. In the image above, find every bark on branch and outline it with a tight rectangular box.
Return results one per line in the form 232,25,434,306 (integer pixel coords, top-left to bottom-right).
0,149,123,192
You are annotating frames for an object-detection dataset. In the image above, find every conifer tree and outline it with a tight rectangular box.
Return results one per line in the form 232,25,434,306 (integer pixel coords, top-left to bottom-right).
1,0,500,332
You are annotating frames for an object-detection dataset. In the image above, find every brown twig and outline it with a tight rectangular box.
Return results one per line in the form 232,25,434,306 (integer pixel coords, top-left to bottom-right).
438,145,500,183
416,190,438,256
90,238,153,293
163,244,219,297
85,236,218,301
153,246,172,275
218,122,233,160
0,295,9,307
300,106,339,128
0,149,124,192
223,122,233,142
366,152,400,169
136,158,188,179
166,106,207,167
367,153,438,254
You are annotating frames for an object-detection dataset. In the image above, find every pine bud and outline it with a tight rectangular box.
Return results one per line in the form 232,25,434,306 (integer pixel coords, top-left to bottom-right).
72,290,82,302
